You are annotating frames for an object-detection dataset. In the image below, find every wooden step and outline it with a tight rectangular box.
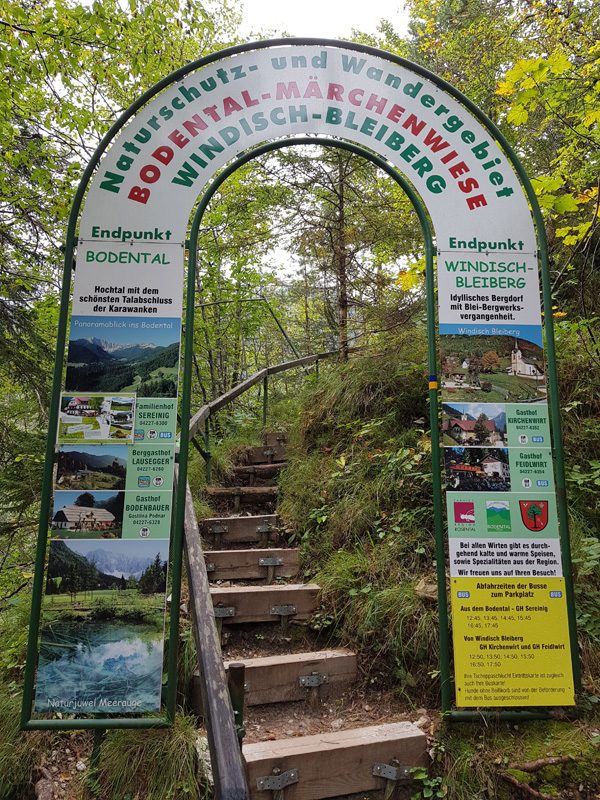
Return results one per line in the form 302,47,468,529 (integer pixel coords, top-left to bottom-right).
205,485,278,513
244,722,428,800
244,444,287,464
224,649,357,705
206,486,278,500
204,548,299,582
232,463,285,483
200,515,279,546
263,431,288,448
211,583,320,624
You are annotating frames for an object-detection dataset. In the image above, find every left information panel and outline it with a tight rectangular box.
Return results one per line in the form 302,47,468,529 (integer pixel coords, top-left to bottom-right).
33,238,184,714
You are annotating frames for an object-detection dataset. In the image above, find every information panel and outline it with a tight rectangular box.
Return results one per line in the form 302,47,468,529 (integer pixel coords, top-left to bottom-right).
34,243,182,713
439,238,574,705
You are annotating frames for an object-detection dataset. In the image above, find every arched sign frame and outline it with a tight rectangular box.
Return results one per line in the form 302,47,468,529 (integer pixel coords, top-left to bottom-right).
21,38,579,730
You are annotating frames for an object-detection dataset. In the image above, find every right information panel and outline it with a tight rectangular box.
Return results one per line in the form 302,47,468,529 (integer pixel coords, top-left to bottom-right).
437,241,575,707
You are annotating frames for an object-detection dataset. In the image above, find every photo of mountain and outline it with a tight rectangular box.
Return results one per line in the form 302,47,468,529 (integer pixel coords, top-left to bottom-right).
45,539,168,599
65,316,181,397
55,444,128,490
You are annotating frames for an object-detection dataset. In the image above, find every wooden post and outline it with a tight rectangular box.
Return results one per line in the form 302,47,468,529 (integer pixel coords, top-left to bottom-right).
227,662,246,746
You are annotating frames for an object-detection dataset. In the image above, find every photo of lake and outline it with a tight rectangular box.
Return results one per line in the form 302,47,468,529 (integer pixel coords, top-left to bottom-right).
34,619,164,713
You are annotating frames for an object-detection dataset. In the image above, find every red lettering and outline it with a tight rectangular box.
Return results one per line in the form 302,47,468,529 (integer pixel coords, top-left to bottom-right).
152,146,174,165
458,177,480,194
348,88,364,106
387,104,405,123
466,193,488,210
140,164,161,183
449,161,469,179
128,186,150,204
168,129,190,148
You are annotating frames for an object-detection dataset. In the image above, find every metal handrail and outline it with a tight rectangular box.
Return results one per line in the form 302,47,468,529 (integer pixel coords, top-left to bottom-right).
188,351,337,440
181,350,338,799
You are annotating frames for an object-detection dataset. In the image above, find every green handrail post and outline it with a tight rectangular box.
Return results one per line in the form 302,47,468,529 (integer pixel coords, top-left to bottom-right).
315,358,320,381
258,295,304,363
262,374,268,427
204,418,212,484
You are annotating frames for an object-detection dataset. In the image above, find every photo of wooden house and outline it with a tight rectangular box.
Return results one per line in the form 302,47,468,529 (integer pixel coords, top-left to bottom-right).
51,505,115,531
51,490,124,538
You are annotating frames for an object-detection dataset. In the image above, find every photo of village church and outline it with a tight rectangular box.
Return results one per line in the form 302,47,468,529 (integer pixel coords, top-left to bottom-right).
51,490,125,538
440,334,546,403
442,402,508,447
444,446,511,491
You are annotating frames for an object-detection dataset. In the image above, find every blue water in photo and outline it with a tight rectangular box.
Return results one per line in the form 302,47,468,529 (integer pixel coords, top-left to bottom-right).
34,620,164,713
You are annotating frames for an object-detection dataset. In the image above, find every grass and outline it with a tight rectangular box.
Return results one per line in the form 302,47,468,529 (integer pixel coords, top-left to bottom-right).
55,471,124,490
44,588,164,611
0,692,59,800
443,372,546,403
95,713,209,800
51,527,122,539
437,719,600,800
121,366,179,394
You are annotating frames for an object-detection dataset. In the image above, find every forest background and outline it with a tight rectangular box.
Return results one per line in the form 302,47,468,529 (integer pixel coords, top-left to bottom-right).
0,0,599,798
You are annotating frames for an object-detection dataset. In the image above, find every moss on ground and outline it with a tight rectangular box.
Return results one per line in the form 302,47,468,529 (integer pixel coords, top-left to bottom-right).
439,719,600,799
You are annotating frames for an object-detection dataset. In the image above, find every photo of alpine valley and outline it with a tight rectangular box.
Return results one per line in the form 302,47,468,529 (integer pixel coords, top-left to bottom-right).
35,539,168,713
51,490,125,539
442,402,508,447
55,444,128,490
440,334,546,402
445,446,511,491
65,316,180,397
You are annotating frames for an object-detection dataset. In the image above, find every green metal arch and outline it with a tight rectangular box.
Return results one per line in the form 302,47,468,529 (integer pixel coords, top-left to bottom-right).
21,39,578,730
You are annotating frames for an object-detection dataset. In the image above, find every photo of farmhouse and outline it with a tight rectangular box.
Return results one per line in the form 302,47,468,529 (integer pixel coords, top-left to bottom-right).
440,334,546,402
51,490,125,538
445,446,511,491
55,444,128,490
57,393,135,443
35,540,168,714
65,316,180,397
442,402,508,447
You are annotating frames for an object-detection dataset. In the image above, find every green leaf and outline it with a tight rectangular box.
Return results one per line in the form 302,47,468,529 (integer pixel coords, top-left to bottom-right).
506,105,528,125
553,194,579,213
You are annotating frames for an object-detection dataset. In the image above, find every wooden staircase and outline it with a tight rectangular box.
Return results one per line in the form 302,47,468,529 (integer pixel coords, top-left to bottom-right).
195,431,428,800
